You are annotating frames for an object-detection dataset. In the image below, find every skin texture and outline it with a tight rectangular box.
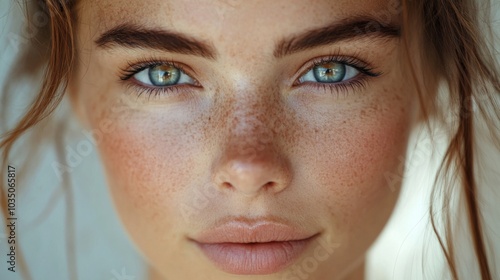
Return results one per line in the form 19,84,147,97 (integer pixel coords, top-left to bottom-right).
69,0,420,279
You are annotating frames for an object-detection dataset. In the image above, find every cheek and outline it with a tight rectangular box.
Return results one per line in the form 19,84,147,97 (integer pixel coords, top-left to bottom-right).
334,116,405,196
88,100,208,245
304,91,413,232
328,117,406,216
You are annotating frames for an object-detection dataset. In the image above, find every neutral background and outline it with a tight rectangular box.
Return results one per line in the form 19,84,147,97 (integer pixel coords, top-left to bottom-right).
0,1,499,279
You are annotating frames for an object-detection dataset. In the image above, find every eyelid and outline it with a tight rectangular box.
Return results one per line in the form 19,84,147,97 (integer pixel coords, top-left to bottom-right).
133,65,197,88
292,53,380,86
119,59,200,85
117,58,202,101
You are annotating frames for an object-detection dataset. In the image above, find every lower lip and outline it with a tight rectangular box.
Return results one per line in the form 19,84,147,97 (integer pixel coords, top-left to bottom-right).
195,235,317,275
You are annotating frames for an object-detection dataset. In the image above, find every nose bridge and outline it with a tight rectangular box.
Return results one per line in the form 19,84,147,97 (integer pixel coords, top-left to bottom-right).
211,87,292,196
228,99,275,157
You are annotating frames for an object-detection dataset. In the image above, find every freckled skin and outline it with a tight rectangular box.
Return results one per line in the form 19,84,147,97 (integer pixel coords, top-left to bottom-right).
70,0,420,279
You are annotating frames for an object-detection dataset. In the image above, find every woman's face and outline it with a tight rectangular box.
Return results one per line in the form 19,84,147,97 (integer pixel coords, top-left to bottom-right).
70,0,418,279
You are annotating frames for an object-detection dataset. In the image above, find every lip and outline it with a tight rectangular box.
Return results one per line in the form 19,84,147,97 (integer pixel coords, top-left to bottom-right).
190,217,318,275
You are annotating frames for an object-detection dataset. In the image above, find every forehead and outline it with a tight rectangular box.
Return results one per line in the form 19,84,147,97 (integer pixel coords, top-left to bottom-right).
78,0,399,41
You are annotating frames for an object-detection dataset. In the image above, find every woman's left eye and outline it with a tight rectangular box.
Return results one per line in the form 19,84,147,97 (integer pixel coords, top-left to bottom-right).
132,64,196,87
298,62,360,84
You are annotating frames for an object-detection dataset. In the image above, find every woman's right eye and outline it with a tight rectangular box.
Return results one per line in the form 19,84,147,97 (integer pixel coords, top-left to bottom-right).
132,64,197,87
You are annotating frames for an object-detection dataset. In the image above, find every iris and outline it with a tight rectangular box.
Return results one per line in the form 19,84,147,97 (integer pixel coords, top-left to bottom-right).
148,65,181,86
313,63,346,83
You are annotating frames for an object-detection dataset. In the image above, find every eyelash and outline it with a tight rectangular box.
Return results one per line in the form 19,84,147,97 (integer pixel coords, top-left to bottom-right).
118,54,382,99
293,53,382,95
118,59,199,99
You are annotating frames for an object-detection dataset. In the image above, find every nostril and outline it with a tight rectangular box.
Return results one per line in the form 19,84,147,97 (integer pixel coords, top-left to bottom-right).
222,182,232,189
221,181,275,191
263,181,276,190
212,150,292,195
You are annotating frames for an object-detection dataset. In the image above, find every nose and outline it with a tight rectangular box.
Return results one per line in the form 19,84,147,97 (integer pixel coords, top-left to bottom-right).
213,148,292,195
211,119,292,196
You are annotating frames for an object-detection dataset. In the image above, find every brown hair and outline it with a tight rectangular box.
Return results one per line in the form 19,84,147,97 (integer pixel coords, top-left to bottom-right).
1,0,499,279
403,0,499,279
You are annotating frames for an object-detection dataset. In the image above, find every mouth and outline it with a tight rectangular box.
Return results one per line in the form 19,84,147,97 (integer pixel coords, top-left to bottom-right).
190,217,319,275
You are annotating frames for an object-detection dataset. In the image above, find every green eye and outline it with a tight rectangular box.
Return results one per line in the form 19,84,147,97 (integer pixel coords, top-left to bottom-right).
149,65,181,86
313,63,346,83
133,63,196,87
299,61,359,84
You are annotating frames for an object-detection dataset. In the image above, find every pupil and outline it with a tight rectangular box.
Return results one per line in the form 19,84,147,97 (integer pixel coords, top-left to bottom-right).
149,65,180,86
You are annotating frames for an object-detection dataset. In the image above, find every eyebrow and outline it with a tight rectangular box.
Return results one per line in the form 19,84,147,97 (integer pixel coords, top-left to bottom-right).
95,16,400,60
274,16,401,58
95,23,217,59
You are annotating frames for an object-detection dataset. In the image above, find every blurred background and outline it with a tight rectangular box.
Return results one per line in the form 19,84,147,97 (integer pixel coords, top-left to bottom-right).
0,1,499,279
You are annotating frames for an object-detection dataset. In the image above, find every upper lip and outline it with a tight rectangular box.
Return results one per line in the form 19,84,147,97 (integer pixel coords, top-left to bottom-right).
190,216,316,244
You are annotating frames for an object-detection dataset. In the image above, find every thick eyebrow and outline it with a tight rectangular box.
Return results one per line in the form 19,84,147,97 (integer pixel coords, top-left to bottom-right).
274,16,401,58
94,23,217,59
